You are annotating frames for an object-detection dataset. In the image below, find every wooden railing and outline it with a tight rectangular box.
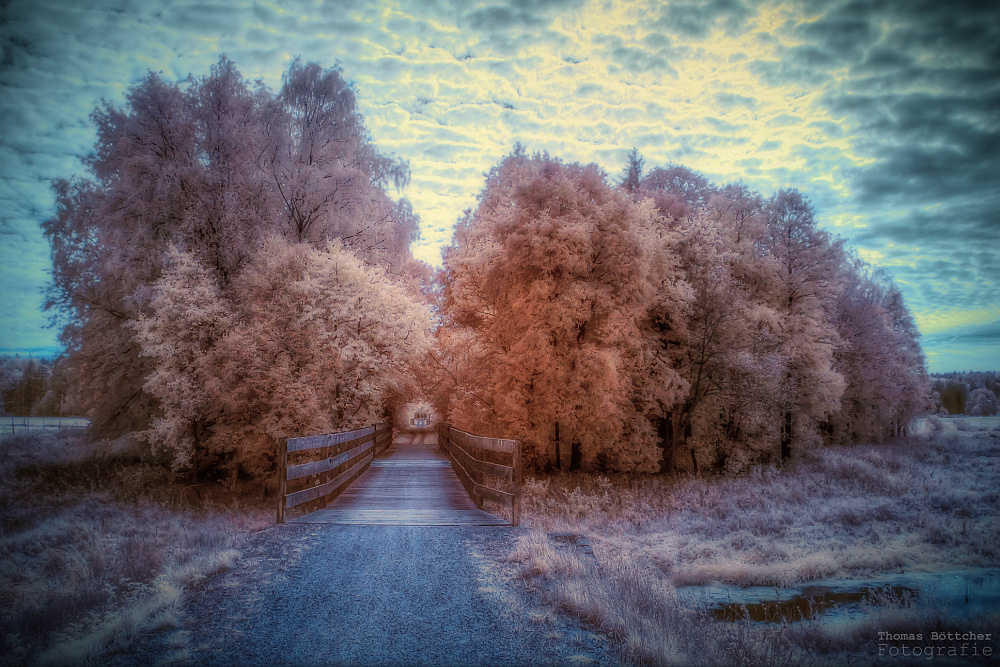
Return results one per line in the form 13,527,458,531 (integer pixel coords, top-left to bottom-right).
276,424,392,523
2,416,91,434
437,423,521,526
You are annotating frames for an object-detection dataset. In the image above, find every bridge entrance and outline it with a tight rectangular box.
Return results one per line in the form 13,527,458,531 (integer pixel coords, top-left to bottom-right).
288,432,508,525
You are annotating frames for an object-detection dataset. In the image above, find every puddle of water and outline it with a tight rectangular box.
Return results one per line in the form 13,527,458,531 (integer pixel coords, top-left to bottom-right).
710,584,917,622
678,568,1000,624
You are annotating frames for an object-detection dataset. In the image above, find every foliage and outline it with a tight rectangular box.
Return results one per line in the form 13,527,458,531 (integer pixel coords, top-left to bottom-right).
931,371,1000,415
0,357,50,416
439,149,687,471
966,387,999,416
438,147,931,473
131,238,431,479
44,57,428,479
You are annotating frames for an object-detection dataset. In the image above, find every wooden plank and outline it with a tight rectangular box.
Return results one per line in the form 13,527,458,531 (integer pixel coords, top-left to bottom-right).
373,427,393,455
287,430,518,525
512,439,521,527
448,427,517,455
285,437,373,480
440,432,478,504
295,431,512,525
285,451,373,509
440,432,514,508
470,479,513,506
445,435,514,480
286,426,374,454
289,508,509,526
276,437,287,524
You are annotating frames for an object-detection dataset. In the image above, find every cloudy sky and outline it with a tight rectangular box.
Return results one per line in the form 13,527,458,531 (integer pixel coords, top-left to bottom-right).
1,0,997,372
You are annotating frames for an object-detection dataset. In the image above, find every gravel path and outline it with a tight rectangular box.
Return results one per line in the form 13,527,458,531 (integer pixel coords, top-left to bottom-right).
111,523,620,667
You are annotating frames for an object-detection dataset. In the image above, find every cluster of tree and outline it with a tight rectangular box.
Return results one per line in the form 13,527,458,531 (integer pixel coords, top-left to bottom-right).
433,147,930,473
0,356,72,417
932,372,1000,416
44,58,432,481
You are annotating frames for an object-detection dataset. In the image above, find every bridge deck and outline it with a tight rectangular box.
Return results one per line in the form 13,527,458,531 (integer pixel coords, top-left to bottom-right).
289,432,509,526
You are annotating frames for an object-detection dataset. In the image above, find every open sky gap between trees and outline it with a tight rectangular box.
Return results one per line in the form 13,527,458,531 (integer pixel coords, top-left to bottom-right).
33,57,934,482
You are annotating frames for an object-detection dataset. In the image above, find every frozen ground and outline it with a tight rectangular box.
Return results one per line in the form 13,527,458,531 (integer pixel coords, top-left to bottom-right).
512,416,1000,665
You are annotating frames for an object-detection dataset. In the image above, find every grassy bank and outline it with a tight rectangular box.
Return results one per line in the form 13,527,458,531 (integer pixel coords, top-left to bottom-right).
509,416,1000,665
0,431,272,666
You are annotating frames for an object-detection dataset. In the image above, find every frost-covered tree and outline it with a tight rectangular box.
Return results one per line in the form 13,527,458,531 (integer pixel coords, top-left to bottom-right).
440,149,687,471
933,373,1000,415
263,59,416,265
635,176,786,473
966,387,999,416
830,262,929,442
620,147,644,194
441,148,930,474
45,58,427,477
132,238,431,480
757,189,846,458
639,164,714,221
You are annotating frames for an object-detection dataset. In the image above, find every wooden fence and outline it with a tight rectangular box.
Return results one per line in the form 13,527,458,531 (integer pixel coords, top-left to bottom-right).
437,423,521,526
276,424,392,523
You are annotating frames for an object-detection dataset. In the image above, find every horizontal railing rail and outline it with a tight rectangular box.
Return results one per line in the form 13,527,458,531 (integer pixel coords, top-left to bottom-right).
277,424,392,523
437,423,521,525
1,416,91,434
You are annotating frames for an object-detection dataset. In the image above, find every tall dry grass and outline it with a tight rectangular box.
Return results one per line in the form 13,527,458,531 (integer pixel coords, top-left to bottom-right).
511,416,1000,665
0,431,272,666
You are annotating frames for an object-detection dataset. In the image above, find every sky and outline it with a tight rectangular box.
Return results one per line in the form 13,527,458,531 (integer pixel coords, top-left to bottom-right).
0,0,997,372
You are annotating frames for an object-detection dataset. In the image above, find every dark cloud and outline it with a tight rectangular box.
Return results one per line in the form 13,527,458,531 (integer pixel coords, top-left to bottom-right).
608,44,674,74
739,0,1000,346
652,0,753,38
748,50,835,88
460,0,585,32
714,92,757,110
592,34,678,76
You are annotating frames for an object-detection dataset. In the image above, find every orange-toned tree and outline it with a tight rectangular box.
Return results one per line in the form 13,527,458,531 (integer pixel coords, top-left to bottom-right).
439,148,688,471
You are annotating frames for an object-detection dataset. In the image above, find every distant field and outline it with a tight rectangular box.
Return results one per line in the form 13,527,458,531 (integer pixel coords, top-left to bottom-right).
0,416,90,433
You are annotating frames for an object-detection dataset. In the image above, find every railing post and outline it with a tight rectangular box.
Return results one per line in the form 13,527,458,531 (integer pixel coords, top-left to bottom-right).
512,439,521,527
276,437,288,524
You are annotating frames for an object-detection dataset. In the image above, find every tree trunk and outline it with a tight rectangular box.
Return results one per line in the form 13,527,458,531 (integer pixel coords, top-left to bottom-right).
553,421,561,471
780,410,792,461
570,440,582,471
191,419,201,483
657,416,672,473
661,404,691,475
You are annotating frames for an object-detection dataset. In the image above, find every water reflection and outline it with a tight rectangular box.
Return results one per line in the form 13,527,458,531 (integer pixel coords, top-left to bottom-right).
711,585,917,622
678,568,1000,624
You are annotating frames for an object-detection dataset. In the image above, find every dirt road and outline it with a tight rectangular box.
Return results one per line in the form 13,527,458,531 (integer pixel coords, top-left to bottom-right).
111,511,617,666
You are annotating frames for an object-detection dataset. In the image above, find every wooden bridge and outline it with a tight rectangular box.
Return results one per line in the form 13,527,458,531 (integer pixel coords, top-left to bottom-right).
278,428,517,526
